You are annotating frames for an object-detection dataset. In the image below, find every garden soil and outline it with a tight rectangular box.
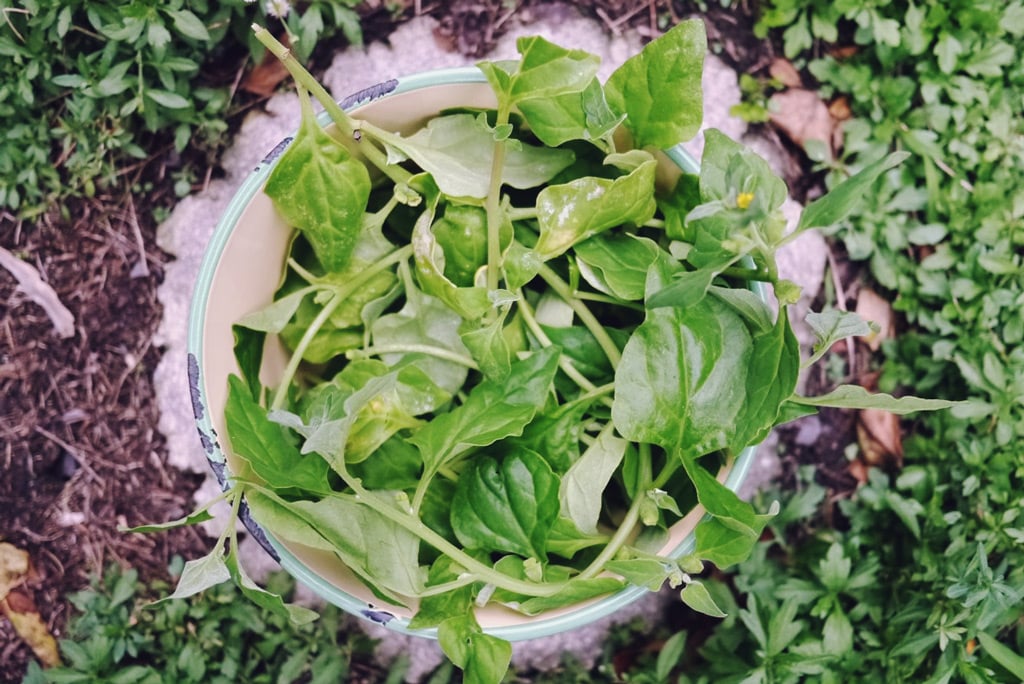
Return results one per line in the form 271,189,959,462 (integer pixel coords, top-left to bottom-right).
0,2,857,681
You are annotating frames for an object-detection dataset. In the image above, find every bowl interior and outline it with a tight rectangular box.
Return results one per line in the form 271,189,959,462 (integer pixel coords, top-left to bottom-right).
192,73,752,640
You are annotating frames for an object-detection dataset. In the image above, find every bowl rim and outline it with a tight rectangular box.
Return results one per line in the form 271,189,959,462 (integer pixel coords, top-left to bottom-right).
187,65,759,641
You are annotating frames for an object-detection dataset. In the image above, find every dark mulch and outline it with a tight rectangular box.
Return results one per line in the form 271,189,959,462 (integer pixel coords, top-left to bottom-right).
0,2,846,680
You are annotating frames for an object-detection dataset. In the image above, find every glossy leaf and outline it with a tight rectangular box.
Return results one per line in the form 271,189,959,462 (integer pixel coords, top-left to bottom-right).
264,93,371,272
574,233,660,301
612,300,752,455
534,160,657,260
451,449,559,560
410,346,560,480
224,375,331,494
605,19,705,148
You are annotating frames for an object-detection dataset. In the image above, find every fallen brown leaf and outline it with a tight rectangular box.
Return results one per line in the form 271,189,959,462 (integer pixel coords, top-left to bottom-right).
0,542,30,600
769,88,835,152
769,57,802,88
0,543,61,667
829,95,852,121
855,288,895,352
2,591,61,667
858,408,904,467
241,54,290,97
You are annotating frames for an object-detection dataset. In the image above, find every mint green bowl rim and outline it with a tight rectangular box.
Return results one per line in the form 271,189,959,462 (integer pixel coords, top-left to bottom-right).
187,65,759,642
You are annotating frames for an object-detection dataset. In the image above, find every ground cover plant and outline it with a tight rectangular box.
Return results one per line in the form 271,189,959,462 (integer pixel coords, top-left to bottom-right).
144,17,956,684
0,0,363,218
21,562,380,684
604,0,1024,681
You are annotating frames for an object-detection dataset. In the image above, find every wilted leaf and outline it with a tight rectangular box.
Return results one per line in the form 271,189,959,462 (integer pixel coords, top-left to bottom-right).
858,408,904,467
769,58,802,88
0,544,60,667
0,247,75,338
769,88,836,152
854,288,894,352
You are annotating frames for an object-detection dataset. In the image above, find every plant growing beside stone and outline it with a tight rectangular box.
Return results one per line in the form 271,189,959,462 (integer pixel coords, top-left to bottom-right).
138,19,958,683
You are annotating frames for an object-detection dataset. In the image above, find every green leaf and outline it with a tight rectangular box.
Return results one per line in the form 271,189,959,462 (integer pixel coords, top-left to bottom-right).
534,160,657,260
123,505,215,534
516,78,623,147
145,89,189,109
791,385,961,414
822,611,854,655
656,631,688,682
451,448,559,560
612,299,752,455
380,113,573,198
605,558,671,591
797,152,909,231
410,346,560,482
158,548,230,601
232,325,266,402
680,581,728,618
372,266,473,396
167,9,209,41
559,427,627,535
264,93,371,273
459,303,513,381
515,577,624,615
606,19,706,148
574,233,660,301
437,614,511,684
237,288,310,333
977,632,1024,679
254,490,424,600
408,557,474,630
804,309,878,366
409,190,492,320
224,375,331,494
224,540,319,625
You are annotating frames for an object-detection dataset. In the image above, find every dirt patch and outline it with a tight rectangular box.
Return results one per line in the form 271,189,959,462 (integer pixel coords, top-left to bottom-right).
0,198,210,680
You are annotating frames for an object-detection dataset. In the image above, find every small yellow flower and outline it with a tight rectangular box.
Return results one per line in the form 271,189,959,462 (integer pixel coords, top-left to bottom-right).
736,192,755,210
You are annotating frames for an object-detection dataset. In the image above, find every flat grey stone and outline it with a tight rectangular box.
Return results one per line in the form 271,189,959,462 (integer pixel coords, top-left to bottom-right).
153,8,826,680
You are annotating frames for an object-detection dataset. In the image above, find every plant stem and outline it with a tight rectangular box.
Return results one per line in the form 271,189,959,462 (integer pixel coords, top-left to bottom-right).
722,266,774,282
573,290,645,311
507,206,537,222
517,292,614,407
349,344,478,369
270,246,412,410
537,264,622,368
485,106,512,292
333,482,565,598
252,25,412,187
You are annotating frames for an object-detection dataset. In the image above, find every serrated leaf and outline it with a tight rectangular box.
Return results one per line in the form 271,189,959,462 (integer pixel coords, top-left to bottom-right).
791,385,961,414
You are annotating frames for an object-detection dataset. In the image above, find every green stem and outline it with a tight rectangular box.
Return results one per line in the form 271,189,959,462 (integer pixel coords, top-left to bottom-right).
332,481,564,598
722,266,774,283
271,245,412,410
517,292,614,407
537,264,622,369
485,106,512,292
252,25,412,187
287,258,319,284
643,217,666,229
573,290,645,311
349,344,478,369
508,206,537,222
